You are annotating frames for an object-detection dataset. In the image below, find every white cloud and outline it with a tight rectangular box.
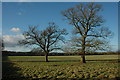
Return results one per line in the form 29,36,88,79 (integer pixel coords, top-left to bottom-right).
3,34,24,46
19,0,25,1
3,34,31,52
5,46,31,52
10,27,21,32
18,0,30,2
2,0,30,2
0,31,2,35
18,12,22,15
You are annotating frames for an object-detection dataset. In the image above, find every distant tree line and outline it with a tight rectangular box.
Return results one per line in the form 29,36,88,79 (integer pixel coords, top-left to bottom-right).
2,51,118,56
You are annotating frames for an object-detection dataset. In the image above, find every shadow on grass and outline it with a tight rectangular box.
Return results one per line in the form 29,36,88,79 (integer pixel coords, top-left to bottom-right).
2,56,26,80
3,59,119,63
4,60,80,63
2,59,80,62
86,59,120,63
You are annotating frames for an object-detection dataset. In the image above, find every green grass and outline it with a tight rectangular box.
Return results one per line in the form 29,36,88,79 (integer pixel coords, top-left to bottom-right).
2,55,119,80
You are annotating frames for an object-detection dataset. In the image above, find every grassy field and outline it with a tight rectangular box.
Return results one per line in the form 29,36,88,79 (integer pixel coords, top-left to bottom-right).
2,55,119,80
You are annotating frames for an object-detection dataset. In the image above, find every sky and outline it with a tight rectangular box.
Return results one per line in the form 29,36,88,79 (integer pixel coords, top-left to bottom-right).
2,2,118,52
1,0,120,2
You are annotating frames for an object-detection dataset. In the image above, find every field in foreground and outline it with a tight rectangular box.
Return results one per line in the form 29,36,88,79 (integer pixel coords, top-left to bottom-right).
2,55,119,80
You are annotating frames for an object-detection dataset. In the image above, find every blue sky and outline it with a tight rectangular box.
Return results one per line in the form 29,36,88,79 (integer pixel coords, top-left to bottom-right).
1,0,120,2
2,2,118,52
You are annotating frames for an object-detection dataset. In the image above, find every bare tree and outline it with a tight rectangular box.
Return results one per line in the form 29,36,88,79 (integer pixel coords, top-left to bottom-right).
0,37,4,51
0,40,2,51
19,22,67,62
62,3,112,63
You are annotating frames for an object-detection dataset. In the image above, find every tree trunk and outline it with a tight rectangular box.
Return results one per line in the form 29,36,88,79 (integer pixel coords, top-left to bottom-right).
81,54,86,63
81,37,86,63
45,53,49,62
